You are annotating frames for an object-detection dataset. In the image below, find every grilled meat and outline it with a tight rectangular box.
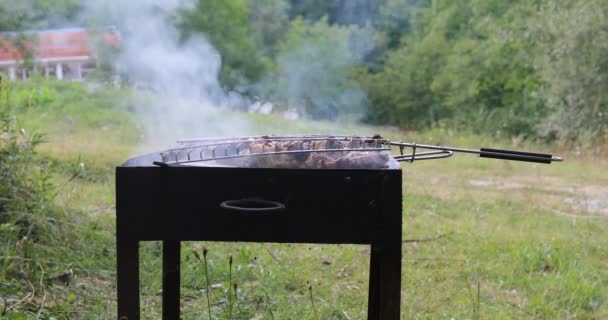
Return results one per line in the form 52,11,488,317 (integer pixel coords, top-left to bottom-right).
242,139,389,169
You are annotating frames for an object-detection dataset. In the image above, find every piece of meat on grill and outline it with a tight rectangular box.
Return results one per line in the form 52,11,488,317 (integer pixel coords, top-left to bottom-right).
248,138,352,154
336,152,390,169
224,138,389,169
306,151,389,169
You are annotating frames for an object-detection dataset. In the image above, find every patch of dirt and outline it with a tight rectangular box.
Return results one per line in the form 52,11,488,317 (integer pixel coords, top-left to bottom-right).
468,177,608,217
469,179,527,190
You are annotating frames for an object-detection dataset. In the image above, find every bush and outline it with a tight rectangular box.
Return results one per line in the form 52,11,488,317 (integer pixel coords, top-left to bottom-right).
0,79,54,237
0,79,117,318
531,0,608,144
257,17,374,119
362,1,542,134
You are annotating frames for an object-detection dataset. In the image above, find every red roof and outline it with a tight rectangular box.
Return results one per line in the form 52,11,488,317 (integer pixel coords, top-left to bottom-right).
0,28,120,62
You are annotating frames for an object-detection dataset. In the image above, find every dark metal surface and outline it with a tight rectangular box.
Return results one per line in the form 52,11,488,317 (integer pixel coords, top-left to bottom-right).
162,241,180,320
116,165,403,319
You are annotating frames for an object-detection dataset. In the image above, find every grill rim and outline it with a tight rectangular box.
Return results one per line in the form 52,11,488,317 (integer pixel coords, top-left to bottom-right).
160,134,391,165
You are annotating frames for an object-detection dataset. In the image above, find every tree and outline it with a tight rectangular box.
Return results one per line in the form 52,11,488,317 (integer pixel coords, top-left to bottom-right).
361,31,450,128
532,0,608,143
330,0,379,26
288,0,334,22
431,1,544,136
362,0,546,136
0,0,81,31
259,17,372,119
249,0,290,58
179,0,268,87
375,0,421,49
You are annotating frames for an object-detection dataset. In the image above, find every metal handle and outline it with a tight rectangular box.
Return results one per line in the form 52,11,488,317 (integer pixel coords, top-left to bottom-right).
390,142,563,164
479,148,561,164
220,198,286,213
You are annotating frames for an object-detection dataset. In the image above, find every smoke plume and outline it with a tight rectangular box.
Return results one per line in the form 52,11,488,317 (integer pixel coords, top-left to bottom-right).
80,0,378,150
84,0,251,149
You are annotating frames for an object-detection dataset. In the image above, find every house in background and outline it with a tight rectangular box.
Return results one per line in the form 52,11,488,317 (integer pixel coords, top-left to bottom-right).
0,27,120,81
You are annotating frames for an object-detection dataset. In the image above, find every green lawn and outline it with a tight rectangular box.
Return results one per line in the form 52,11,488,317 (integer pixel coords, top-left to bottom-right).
1,80,606,319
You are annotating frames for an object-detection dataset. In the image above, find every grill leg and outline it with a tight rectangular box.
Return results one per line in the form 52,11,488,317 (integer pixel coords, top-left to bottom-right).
368,172,402,320
117,239,140,320
368,243,401,320
368,244,380,320
162,241,181,320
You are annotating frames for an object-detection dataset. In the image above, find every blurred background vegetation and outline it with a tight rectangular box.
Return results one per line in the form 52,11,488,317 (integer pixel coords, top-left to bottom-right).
2,0,607,145
1,1,607,319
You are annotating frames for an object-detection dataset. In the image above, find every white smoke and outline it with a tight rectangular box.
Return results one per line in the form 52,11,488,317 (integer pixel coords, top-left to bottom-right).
83,0,251,149
79,0,380,151
256,18,376,120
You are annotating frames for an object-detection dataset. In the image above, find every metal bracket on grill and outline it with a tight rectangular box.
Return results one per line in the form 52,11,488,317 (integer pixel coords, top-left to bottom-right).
393,150,454,162
393,141,454,162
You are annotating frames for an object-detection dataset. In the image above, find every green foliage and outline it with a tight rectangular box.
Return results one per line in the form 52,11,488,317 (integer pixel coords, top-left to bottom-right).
361,1,545,138
2,0,607,143
0,80,118,319
249,0,290,59
359,0,606,143
287,0,383,26
288,0,335,22
1,79,607,318
179,0,269,87
10,79,135,141
431,2,544,137
258,17,374,119
361,30,450,128
0,0,80,31
531,0,608,143
375,0,419,49
176,0,608,142
0,78,52,234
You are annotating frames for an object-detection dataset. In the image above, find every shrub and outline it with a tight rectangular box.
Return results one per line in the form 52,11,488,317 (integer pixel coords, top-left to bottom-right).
0,78,54,237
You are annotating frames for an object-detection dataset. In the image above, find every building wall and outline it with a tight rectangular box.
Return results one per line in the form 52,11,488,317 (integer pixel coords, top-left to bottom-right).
0,59,93,81
0,28,120,82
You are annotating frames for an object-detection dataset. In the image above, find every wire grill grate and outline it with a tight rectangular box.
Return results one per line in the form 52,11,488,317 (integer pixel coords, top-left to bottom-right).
160,135,391,165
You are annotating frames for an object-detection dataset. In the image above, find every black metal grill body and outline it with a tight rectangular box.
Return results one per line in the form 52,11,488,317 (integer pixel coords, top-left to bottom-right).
116,159,402,320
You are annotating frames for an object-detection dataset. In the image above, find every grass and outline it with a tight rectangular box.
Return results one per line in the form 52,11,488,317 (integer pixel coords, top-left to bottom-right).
1,80,606,319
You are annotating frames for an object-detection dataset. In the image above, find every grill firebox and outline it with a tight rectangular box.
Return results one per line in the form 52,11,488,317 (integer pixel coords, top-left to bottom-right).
117,137,403,320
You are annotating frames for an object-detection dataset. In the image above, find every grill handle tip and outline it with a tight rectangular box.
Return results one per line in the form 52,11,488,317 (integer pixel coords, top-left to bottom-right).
479,148,561,164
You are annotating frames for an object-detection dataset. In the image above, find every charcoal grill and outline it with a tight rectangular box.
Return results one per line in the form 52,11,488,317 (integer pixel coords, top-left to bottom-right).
116,135,561,320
